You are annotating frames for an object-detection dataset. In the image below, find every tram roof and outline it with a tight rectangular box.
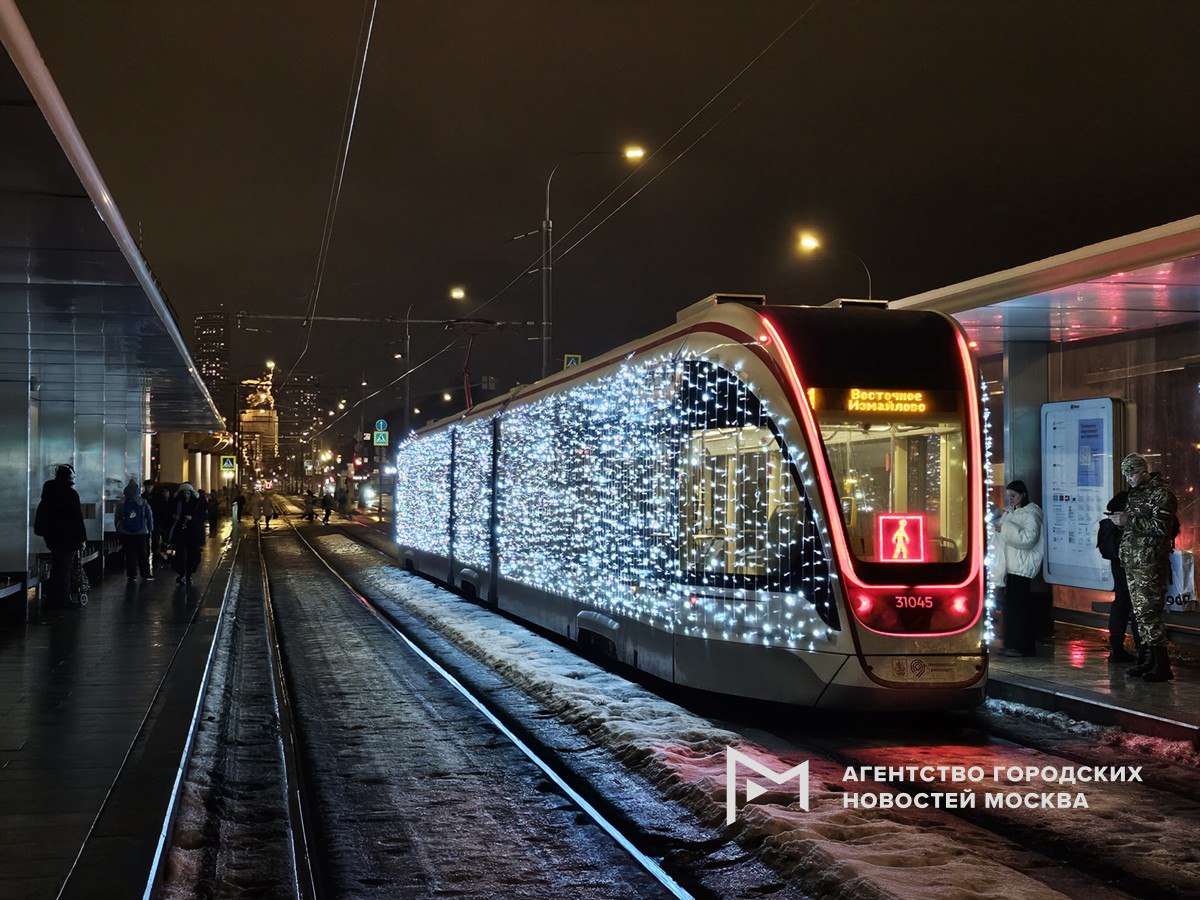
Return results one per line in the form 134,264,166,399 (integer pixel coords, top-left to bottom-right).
0,14,222,432
892,216,1200,355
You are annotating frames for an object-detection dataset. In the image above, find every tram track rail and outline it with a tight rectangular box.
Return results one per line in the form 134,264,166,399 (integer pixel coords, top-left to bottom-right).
256,526,323,899
308,506,1200,899
263,508,698,900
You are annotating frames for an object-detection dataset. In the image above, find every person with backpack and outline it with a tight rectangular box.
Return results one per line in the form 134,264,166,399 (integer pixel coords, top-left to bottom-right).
1098,489,1136,663
115,479,154,581
1110,453,1180,682
168,484,208,585
34,464,87,606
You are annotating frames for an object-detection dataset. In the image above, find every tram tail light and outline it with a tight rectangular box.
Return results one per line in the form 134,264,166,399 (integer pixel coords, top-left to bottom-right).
856,595,874,615
951,595,969,615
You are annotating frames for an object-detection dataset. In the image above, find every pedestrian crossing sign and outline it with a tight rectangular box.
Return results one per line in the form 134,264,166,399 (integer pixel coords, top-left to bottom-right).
220,455,236,471
373,430,389,446
563,353,582,369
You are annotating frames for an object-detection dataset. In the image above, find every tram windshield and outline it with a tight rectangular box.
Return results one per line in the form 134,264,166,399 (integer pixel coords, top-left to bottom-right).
809,388,968,564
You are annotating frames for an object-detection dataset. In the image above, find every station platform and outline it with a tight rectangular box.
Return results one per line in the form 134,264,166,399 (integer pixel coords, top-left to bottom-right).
988,623,1200,745
0,527,234,900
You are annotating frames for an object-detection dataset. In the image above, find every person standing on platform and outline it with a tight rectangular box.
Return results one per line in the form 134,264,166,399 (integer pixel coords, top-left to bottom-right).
33,464,87,606
304,490,316,522
168,484,208,585
996,479,1044,657
262,491,277,530
1097,488,1137,663
248,489,262,528
321,490,333,524
115,479,153,581
1112,453,1179,682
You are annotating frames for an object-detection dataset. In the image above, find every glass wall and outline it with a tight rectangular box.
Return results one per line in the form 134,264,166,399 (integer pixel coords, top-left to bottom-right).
1049,322,1197,553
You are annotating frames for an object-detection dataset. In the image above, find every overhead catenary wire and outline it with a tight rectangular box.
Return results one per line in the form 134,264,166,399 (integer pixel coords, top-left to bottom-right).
279,0,379,394
310,1,821,439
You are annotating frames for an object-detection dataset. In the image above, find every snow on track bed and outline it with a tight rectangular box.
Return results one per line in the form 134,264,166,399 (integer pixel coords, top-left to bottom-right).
260,528,670,899
779,718,1200,898
311,530,1131,900
161,538,298,898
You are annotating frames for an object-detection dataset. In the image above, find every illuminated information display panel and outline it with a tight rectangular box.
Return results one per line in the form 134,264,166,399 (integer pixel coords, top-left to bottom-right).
1040,398,1122,591
808,388,957,418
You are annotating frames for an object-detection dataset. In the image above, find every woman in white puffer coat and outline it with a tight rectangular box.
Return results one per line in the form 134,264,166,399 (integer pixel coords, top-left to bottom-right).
996,479,1044,657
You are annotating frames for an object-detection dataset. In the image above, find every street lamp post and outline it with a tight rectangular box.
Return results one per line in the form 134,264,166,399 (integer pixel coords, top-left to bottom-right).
797,231,873,299
540,146,644,379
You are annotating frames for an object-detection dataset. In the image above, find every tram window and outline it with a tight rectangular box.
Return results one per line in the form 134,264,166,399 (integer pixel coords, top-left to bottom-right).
818,417,967,564
679,424,803,587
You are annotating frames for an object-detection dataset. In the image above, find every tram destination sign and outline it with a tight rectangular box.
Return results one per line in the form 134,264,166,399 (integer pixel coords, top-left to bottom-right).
807,387,957,417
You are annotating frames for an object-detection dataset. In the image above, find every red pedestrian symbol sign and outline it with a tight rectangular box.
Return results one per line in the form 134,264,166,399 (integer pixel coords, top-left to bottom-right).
877,514,925,563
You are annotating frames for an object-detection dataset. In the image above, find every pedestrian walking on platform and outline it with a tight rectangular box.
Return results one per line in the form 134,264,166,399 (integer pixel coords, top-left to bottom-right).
1097,488,1138,663
996,479,1044,657
248,490,262,528
262,491,276,530
33,464,87,606
304,490,316,522
168,484,208,585
1112,453,1179,682
115,479,153,581
321,491,333,524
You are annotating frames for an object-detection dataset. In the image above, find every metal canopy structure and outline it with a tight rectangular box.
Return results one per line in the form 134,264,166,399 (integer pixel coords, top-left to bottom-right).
0,4,221,433
1,1,221,586
893,216,1200,353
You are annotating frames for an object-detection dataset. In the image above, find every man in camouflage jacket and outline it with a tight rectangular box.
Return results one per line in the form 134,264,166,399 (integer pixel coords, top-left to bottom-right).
1111,453,1178,682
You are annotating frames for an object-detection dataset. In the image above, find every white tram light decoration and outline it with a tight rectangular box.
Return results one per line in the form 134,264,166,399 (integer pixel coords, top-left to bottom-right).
393,295,986,710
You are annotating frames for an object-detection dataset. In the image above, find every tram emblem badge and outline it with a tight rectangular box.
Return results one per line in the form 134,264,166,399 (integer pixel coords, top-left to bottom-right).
725,748,810,823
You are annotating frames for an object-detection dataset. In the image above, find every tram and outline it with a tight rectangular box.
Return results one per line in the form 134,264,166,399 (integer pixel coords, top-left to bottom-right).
393,294,986,709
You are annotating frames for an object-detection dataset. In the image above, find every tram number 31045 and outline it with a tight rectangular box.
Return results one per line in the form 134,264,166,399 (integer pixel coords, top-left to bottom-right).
895,595,934,609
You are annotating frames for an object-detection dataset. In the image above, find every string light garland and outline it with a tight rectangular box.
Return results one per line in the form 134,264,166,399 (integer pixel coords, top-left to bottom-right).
980,375,998,643
395,352,838,650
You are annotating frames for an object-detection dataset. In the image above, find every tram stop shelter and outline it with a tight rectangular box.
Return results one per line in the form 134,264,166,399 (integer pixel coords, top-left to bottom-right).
895,216,1200,640
1,6,222,619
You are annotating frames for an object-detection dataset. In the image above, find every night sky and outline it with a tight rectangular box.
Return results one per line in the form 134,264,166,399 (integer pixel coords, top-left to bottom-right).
19,0,1200,435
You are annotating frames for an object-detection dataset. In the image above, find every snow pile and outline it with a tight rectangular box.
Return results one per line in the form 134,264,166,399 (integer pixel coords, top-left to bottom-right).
980,698,1107,738
1099,729,1200,767
984,697,1200,768
318,536,1062,899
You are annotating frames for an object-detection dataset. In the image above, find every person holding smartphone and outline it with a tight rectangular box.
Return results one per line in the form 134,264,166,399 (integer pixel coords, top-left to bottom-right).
995,479,1045,657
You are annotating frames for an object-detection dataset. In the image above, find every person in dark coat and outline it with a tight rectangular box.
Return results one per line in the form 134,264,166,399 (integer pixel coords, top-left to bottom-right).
34,464,87,605
168,483,208,584
321,491,333,524
116,479,154,581
1098,489,1137,663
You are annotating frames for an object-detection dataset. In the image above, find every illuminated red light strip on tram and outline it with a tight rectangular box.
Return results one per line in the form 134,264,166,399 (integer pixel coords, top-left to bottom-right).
758,315,984,636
